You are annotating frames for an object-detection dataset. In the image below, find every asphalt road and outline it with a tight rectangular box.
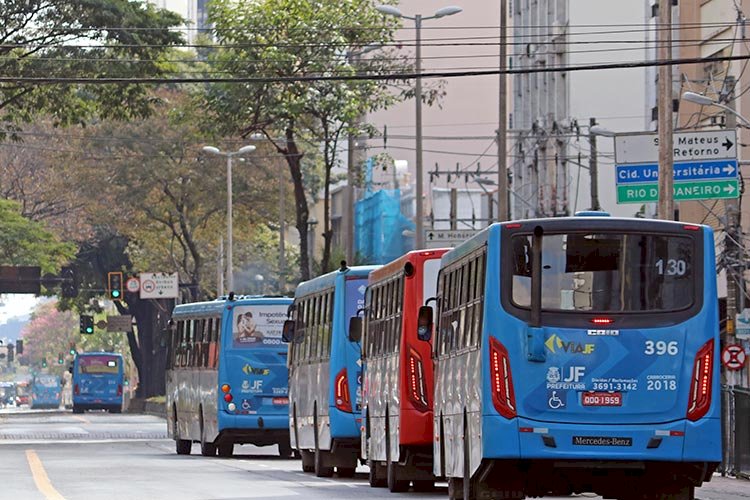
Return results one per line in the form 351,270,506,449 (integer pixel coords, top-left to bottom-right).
0,409,746,500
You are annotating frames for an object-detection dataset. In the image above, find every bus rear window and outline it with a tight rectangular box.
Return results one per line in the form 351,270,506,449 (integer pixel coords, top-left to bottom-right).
511,232,695,312
232,305,288,348
78,356,119,374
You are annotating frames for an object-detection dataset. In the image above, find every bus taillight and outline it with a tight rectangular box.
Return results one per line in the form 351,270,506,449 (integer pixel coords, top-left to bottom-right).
335,368,352,413
74,384,80,396
687,339,714,421
489,337,516,419
117,385,123,396
407,348,429,412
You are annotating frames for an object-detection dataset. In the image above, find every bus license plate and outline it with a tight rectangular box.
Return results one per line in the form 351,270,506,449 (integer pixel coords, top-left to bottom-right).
582,392,622,407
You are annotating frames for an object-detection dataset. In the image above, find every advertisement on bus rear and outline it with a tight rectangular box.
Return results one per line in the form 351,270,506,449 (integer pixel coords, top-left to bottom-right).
232,305,288,348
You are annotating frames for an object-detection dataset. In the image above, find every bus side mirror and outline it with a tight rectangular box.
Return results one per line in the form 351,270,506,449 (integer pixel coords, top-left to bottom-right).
417,306,433,342
348,317,362,343
282,320,295,343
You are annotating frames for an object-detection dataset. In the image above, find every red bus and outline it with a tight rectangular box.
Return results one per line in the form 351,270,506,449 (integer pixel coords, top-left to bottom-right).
359,249,449,492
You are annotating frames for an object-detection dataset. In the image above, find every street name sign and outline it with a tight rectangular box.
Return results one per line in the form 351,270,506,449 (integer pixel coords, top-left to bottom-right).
424,229,478,249
614,130,737,164
107,315,133,332
139,272,179,299
614,130,739,204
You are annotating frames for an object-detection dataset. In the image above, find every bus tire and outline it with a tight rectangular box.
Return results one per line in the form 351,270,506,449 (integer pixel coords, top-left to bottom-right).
387,460,409,493
368,460,386,488
199,409,216,457
110,406,122,414
314,447,333,477
337,467,355,478
176,439,192,455
72,405,83,414
301,450,314,472
217,443,233,458
278,441,293,458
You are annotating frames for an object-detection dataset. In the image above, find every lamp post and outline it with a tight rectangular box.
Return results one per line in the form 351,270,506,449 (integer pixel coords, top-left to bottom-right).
681,88,747,388
376,4,463,249
202,145,256,293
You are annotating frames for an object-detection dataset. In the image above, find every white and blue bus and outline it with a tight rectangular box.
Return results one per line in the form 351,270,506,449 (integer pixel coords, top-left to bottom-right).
167,295,293,457
419,216,721,500
31,374,61,409
72,352,124,413
283,264,379,477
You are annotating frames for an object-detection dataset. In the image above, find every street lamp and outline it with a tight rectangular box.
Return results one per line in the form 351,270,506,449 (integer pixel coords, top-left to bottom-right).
202,145,256,293
376,4,463,249
682,91,750,127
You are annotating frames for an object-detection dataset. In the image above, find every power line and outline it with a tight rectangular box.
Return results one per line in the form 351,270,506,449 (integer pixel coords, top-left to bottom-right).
0,53,747,85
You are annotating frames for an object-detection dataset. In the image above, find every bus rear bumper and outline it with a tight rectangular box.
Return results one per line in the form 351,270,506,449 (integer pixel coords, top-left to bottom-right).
482,415,721,463
217,427,289,446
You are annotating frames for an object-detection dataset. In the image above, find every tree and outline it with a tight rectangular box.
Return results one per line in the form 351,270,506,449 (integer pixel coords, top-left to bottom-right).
205,0,435,279
0,198,76,273
0,0,184,135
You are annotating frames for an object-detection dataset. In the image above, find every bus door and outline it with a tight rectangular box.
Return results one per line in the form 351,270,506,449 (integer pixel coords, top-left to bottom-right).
223,303,290,418
506,230,702,428
343,278,367,417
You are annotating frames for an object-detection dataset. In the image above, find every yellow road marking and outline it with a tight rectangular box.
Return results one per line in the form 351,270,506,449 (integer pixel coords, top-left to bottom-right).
71,415,89,424
26,450,66,500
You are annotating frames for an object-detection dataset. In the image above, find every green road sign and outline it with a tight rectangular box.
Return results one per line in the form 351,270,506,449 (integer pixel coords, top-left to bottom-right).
617,179,739,204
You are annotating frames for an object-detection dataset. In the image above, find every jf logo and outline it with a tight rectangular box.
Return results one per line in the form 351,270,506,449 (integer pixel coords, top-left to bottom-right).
545,334,595,355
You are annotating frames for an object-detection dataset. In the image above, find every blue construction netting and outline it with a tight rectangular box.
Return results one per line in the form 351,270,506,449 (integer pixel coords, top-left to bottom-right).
355,188,414,264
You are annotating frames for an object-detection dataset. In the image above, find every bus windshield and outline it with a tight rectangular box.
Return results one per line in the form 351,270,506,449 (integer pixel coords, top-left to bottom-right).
511,232,695,312
232,305,288,348
78,355,120,375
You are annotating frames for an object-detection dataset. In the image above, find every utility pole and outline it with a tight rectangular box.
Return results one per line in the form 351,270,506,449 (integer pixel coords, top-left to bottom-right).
657,0,674,220
217,237,224,297
279,166,286,294
415,14,425,248
724,75,743,387
497,0,509,221
588,118,601,211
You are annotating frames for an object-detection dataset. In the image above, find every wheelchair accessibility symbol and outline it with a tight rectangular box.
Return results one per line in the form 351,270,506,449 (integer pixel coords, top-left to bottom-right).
548,390,566,409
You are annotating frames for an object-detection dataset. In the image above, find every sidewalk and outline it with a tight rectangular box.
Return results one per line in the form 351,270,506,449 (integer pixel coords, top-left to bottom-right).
696,475,750,499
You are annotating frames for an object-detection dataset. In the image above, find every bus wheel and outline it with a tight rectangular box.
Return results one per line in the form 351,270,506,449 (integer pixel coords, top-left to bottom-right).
387,461,409,493
176,439,192,455
337,467,356,478
314,447,333,477
368,460,386,488
278,441,293,458
300,450,314,472
72,405,83,414
217,443,233,458
110,406,122,414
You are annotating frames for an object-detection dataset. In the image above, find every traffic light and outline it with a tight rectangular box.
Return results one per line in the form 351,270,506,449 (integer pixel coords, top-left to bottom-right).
7,343,13,363
80,315,94,335
61,266,77,298
42,358,47,368
108,271,123,301
15,339,23,355
69,342,76,356
57,353,64,364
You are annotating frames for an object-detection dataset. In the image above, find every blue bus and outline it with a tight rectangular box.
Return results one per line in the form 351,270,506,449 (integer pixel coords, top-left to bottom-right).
31,374,61,409
72,352,124,413
419,216,720,500
283,264,379,477
167,296,293,457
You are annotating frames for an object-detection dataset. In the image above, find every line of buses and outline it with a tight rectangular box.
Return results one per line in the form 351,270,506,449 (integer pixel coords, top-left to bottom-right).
167,215,721,500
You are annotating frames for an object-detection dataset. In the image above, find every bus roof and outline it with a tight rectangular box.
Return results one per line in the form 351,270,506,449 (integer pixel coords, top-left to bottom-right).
441,216,709,268
172,296,293,319
295,265,380,298
369,249,451,283
76,352,123,358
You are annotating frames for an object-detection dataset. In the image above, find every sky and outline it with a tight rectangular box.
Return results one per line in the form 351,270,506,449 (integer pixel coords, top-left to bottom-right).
0,294,42,324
